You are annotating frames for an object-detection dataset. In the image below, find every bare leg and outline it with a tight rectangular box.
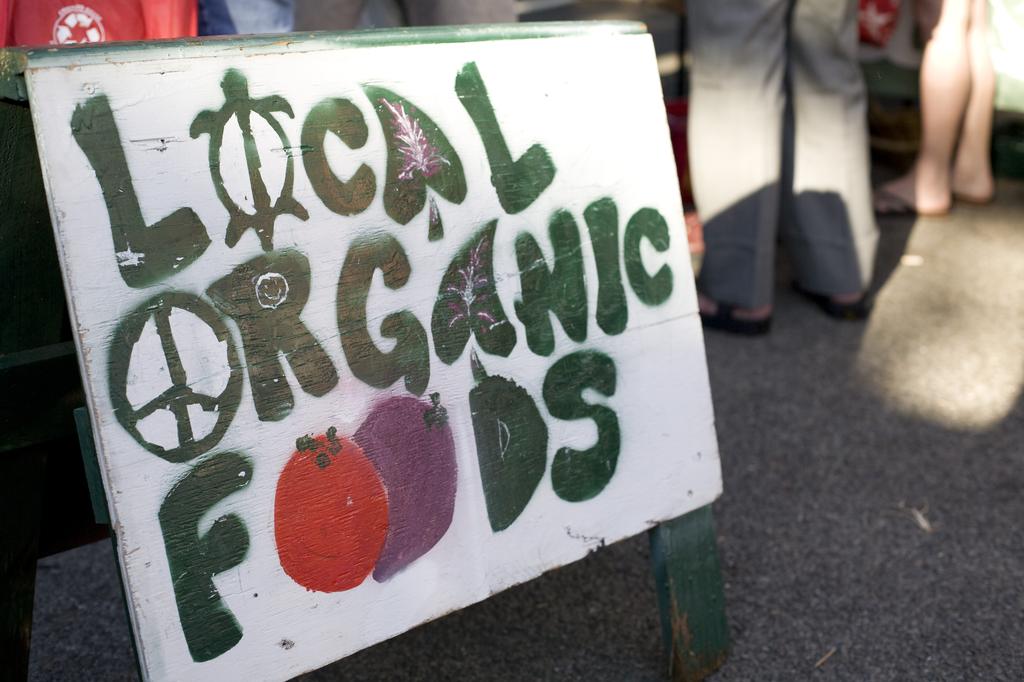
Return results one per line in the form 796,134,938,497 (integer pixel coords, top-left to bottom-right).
875,0,970,215
951,0,995,202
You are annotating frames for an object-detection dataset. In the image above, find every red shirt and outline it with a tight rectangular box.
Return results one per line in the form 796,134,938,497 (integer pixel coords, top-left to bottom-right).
2,0,196,48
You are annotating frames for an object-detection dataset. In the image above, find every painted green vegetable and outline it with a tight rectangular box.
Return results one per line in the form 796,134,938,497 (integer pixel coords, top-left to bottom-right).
468,352,548,531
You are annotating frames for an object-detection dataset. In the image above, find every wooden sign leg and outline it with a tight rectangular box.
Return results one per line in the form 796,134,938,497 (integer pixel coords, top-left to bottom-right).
0,450,46,682
649,505,729,681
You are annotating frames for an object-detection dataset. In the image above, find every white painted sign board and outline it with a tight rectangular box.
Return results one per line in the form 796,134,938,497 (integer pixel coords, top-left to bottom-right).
25,22,722,681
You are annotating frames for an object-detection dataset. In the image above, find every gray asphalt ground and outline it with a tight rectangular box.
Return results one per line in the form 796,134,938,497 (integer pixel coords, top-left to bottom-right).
26,176,1024,681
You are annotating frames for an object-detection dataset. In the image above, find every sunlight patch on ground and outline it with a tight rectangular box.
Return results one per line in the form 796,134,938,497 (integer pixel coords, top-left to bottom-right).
856,200,1024,431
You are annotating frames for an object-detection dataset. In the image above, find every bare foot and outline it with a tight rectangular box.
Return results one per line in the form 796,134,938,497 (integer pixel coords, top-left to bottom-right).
874,170,951,216
698,293,772,321
951,161,994,204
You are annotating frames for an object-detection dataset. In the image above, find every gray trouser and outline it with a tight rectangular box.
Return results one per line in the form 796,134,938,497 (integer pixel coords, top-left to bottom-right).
688,0,878,309
294,0,516,31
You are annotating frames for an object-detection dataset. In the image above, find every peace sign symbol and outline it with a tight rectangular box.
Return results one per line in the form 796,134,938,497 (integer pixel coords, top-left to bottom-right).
108,293,243,463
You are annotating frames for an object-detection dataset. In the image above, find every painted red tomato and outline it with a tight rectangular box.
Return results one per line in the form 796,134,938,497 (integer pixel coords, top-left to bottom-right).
274,429,388,592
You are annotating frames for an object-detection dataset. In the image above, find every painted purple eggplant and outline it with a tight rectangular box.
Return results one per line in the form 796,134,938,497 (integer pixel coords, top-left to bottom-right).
354,394,457,581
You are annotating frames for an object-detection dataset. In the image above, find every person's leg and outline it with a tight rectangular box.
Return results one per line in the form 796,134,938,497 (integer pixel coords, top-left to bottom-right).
293,0,365,31
951,0,995,201
688,0,789,319
875,0,971,215
217,0,295,33
403,0,516,25
787,0,878,306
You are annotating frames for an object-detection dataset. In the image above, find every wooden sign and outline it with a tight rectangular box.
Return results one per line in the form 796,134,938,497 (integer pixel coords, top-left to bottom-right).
25,23,722,681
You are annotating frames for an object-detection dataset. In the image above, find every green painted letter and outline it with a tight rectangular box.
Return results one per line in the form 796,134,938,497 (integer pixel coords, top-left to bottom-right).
190,69,308,251
107,292,243,463
207,250,338,422
514,209,588,356
584,198,628,335
71,95,211,287
159,451,252,662
363,85,466,229
301,97,376,216
469,353,548,531
623,208,673,305
337,234,429,395
543,351,620,502
432,221,517,364
455,62,555,214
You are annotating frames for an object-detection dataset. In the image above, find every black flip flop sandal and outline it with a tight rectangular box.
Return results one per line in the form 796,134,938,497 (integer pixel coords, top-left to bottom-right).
792,283,871,321
699,302,772,336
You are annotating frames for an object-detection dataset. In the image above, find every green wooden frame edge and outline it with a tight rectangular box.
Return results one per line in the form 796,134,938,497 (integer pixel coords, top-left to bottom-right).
11,21,645,74
73,407,109,526
72,406,144,679
0,48,28,102
649,504,729,681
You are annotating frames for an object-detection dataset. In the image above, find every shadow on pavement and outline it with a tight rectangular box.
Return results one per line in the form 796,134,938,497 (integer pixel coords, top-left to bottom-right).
706,177,1024,680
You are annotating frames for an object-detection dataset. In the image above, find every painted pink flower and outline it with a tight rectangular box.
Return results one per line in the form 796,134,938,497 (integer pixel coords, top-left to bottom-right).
382,98,450,181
